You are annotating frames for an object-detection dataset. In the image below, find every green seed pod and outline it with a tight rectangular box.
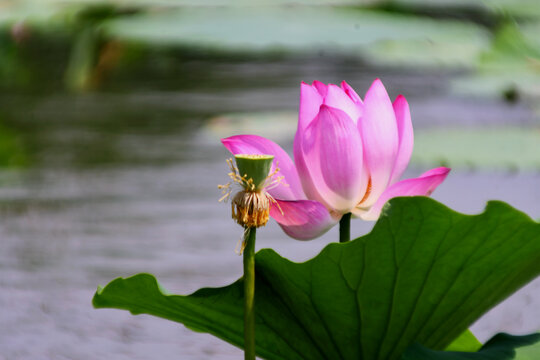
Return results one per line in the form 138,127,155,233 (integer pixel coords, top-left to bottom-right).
234,154,274,191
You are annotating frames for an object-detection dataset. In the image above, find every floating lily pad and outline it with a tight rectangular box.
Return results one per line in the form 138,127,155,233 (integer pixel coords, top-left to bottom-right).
412,127,540,171
102,7,489,68
363,34,486,68
204,112,297,143
0,1,83,29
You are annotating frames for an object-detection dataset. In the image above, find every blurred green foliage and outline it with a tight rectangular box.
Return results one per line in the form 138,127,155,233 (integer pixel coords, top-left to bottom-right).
0,120,29,168
452,20,540,103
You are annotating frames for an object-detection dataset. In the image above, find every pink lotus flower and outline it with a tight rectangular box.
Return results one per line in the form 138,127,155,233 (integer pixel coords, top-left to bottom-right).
222,79,450,240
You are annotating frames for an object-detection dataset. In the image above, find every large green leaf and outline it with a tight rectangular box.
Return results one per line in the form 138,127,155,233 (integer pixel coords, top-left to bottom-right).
93,197,540,360
403,333,540,360
444,330,482,352
515,332,540,359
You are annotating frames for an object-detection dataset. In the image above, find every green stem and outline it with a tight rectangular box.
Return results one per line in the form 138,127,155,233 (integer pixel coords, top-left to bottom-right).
243,227,257,360
339,213,351,243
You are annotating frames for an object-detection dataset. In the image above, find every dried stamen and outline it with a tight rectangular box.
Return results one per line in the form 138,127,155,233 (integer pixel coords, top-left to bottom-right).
232,190,271,228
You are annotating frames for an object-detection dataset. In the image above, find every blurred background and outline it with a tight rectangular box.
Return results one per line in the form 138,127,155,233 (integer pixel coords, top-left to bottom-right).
0,1,539,359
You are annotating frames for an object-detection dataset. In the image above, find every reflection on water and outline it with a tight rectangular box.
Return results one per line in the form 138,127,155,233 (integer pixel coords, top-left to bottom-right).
0,56,539,359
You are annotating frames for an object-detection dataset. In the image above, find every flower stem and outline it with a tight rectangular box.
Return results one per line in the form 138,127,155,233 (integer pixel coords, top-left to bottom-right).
339,213,351,243
243,227,257,360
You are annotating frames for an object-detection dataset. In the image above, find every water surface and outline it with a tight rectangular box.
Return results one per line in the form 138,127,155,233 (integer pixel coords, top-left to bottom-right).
1,57,539,359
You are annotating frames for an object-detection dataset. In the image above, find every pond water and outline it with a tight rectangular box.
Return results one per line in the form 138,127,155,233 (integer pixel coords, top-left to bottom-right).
0,56,539,359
